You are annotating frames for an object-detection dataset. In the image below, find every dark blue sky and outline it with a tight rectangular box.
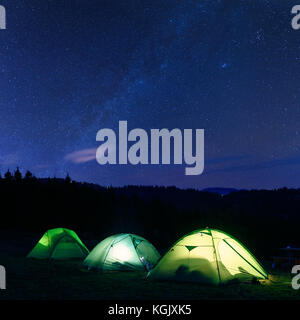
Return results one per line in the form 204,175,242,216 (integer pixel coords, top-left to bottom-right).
0,0,300,189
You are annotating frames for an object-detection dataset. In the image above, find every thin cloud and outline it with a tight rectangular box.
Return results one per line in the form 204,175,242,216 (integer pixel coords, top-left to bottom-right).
0,153,19,165
206,155,300,174
34,164,52,169
65,148,97,164
206,155,249,165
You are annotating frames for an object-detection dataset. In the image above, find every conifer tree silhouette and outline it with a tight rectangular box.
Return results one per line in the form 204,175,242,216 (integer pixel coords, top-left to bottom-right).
14,167,22,181
24,170,33,180
65,173,71,184
4,169,12,181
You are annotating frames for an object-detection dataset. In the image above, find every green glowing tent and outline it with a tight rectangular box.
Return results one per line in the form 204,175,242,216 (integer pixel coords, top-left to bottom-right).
148,228,268,285
27,228,89,259
83,233,160,271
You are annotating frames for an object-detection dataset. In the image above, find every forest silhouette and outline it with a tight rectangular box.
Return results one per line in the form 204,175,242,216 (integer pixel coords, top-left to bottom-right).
0,167,299,259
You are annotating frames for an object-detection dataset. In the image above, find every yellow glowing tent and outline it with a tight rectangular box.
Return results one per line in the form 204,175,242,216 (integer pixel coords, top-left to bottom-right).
148,228,268,285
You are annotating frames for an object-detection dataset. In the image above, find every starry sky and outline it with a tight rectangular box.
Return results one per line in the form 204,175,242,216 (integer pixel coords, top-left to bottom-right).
0,0,300,189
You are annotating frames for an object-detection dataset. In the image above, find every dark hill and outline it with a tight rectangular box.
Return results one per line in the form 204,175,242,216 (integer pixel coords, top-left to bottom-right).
0,176,299,259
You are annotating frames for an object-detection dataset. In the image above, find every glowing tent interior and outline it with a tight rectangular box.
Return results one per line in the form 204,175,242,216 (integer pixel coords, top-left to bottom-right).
148,228,268,285
83,233,160,271
27,228,89,260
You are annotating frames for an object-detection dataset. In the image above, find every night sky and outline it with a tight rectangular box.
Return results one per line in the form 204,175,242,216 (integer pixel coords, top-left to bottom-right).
0,0,300,189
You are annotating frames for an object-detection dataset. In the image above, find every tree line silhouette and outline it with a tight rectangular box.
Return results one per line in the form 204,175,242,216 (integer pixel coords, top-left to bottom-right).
0,168,300,260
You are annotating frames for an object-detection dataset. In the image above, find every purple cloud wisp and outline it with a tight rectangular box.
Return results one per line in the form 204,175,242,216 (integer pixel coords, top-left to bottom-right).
65,148,97,164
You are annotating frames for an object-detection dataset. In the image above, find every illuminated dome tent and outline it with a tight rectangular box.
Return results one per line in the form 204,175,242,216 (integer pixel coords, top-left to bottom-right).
148,228,268,285
27,228,89,260
83,234,160,271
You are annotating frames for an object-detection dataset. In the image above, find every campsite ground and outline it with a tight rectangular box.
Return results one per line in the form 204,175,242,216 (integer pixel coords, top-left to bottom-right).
0,232,299,300
0,253,299,300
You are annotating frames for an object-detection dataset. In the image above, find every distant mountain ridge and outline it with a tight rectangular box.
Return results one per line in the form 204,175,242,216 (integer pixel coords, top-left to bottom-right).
38,177,240,196
201,188,240,195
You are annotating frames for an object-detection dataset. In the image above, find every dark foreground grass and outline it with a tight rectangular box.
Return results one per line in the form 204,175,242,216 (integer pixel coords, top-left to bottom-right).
0,252,299,300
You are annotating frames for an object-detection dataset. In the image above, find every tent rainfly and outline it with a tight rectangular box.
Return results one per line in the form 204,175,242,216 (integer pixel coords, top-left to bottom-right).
148,228,268,285
83,233,160,271
27,228,89,260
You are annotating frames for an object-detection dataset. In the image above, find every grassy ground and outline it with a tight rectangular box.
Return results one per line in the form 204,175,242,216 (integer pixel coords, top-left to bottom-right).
0,231,299,300
0,251,299,300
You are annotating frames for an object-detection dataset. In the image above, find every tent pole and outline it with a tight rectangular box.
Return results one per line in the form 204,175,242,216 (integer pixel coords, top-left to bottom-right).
210,229,222,285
